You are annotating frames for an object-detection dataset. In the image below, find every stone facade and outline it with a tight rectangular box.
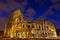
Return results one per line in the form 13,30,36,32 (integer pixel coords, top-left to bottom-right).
4,9,57,38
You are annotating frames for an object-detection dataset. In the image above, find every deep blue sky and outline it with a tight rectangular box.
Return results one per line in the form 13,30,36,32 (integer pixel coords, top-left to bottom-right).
0,0,60,30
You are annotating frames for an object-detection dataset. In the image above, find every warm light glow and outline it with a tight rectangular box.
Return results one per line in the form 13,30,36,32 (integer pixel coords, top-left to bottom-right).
4,9,57,38
15,18,18,22
23,32,26,38
54,32,57,37
10,34,13,38
31,29,36,34
49,27,55,32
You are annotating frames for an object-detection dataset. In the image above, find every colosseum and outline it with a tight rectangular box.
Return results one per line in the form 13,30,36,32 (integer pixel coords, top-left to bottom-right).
4,9,57,38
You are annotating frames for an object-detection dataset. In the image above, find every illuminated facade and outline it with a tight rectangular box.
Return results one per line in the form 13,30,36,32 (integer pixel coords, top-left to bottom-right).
4,9,57,38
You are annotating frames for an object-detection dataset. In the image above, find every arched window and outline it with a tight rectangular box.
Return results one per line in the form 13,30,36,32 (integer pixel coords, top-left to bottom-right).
39,26,40,29
32,34,34,37
14,18,20,23
15,18,19,22
18,16,21,21
28,25,30,28
23,25,24,28
32,25,34,28
19,17,21,21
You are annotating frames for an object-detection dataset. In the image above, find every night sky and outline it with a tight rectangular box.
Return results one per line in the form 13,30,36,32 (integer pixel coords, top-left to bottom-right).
0,0,60,30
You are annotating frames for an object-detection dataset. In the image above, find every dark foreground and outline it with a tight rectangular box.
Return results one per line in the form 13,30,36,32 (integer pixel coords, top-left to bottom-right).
0,37,60,40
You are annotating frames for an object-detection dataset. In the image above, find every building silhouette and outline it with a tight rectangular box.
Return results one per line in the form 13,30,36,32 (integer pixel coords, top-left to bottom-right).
4,9,57,38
